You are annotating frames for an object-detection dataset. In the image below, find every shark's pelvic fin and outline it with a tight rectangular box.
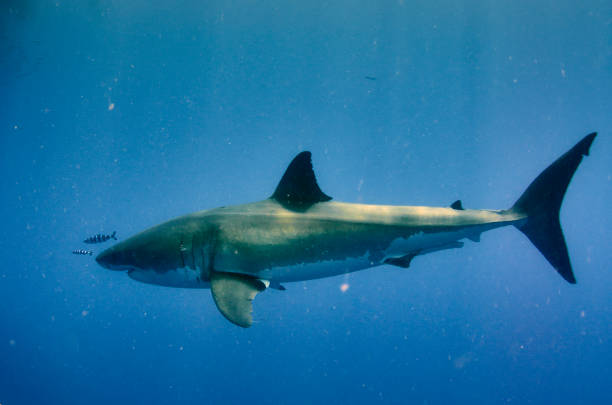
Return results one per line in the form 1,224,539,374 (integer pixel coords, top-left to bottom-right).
210,272,268,328
510,132,597,284
271,151,332,211
384,242,465,269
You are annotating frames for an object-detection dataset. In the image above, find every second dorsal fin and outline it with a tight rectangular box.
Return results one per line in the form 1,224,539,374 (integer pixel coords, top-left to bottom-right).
271,151,332,211
450,200,464,210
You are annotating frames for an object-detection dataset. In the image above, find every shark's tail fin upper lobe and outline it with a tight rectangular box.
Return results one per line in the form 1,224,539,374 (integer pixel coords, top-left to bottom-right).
509,133,596,283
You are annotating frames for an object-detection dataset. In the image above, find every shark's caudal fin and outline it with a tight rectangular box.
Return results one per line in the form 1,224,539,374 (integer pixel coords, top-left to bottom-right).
510,133,597,284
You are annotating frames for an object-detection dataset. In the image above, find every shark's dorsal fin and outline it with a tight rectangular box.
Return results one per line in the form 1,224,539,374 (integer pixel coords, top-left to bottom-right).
271,151,332,211
450,200,464,210
210,272,268,328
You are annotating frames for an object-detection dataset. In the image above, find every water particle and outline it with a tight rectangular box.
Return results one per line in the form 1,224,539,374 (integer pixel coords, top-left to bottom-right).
81,310,89,317
340,283,349,292
9,339,15,346
108,103,115,111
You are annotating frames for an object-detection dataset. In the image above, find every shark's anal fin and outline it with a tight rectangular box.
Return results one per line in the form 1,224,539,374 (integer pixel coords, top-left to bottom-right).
450,200,464,210
384,253,418,268
210,272,268,328
271,151,332,211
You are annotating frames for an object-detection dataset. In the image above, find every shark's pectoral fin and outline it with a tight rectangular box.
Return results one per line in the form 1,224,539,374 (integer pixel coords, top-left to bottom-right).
210,272,268,328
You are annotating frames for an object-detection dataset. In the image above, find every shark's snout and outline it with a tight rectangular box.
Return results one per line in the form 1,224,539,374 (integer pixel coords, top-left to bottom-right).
95,249,112,269
96,247,128,271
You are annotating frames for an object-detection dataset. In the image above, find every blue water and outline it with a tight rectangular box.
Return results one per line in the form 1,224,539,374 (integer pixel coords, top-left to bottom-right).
2,1,611,403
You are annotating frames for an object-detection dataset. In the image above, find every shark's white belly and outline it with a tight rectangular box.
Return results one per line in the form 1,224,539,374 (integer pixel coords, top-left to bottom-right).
259,253,374,282
258,227,488,283
383,228,476,256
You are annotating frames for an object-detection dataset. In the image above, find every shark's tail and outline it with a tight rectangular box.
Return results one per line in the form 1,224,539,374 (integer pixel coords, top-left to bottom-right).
509,132,596,283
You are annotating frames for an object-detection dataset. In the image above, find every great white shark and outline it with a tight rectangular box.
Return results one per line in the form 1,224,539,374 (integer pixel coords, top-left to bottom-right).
96,133,597,327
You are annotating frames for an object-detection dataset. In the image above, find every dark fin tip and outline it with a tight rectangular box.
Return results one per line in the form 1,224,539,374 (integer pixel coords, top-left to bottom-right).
577,132,597,156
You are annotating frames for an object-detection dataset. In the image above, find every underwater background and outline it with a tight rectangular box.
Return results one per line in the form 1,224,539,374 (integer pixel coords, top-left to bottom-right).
1,1,611,403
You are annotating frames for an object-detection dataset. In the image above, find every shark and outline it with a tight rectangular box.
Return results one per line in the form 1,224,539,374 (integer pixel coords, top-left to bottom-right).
96,133,597,327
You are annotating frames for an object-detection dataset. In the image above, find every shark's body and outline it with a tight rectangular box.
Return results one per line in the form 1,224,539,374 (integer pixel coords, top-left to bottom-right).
120,200,521,288
97,133,597,327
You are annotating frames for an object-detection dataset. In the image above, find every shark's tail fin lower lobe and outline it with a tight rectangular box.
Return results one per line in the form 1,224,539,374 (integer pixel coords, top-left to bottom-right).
510,133,597,284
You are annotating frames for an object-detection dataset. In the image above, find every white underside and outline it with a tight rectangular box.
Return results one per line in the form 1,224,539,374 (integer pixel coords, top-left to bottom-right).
259,227,485,282
259,253,374,282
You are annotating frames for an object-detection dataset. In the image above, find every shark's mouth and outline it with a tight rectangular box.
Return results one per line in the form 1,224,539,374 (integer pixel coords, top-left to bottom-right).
105,263,135,271
126,267,210,289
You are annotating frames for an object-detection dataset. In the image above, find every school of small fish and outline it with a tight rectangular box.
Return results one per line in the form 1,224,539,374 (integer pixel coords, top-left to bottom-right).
73,231,117,256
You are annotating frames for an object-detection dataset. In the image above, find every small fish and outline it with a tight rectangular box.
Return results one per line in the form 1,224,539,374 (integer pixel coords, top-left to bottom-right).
365,76,377,81
73,249,93,256
84,231,117,244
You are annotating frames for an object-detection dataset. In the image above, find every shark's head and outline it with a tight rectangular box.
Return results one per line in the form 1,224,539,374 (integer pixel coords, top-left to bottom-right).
95,224,184,273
